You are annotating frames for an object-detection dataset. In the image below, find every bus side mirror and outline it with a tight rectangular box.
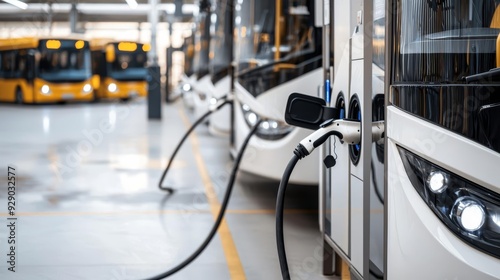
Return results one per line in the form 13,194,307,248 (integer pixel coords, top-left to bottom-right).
285,93,340,130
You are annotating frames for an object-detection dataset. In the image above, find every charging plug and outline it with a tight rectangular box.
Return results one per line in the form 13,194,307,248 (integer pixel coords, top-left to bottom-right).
297,119,361,158
295,120,386,159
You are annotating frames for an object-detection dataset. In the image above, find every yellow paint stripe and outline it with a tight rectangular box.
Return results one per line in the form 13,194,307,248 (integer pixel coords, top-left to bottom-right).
178,107,246,280
341,259,351,280
0,209,317,217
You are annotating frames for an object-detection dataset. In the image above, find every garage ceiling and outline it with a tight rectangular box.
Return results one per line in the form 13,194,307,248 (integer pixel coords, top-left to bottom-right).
0,0,197,22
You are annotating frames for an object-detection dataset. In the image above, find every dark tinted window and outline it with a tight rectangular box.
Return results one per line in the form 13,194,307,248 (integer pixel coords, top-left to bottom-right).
235,0,322,97
0,50,27,79
391,0,500,153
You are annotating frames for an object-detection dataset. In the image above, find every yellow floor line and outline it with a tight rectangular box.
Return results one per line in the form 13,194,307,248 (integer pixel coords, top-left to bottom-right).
178,107,246,280
341,259,351,280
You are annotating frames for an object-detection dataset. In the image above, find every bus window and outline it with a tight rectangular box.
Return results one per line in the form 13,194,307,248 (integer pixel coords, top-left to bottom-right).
235,0,322,98
391,0,500,153
183,35,195,77
1,51,15,77
1,50,27,79
209,0,232,85
107,44,147,81
193,8,211,80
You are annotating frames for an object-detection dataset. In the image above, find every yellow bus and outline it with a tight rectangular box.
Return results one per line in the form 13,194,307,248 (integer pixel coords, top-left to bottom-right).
90,39,149,101
0,37,94,103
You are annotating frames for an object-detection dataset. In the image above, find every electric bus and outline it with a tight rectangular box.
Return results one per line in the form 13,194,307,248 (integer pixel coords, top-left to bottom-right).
233,0,323,184
386,0,500,278
90,39,149,101
207,0,233,136
0,37,94,103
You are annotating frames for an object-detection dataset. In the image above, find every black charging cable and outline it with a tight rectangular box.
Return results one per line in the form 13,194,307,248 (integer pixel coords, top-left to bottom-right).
275,119,362,280
275,146,308,280
143,119,262,280
158,95,231,193
276,119,385,280
276,155,299,280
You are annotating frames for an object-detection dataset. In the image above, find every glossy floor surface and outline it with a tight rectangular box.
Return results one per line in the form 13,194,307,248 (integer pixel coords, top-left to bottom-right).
0,99,339,280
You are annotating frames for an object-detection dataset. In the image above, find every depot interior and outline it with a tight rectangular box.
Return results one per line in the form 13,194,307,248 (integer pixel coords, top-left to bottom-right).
1,0,500,280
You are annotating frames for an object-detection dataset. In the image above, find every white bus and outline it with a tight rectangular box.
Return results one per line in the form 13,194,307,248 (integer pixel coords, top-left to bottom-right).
386,0,500,278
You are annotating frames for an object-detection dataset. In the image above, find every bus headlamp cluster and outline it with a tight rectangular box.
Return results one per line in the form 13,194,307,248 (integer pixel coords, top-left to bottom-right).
182,83,192,92
107,83,118,93
41,85,51,95
398,146,500,258
241,104,293,140
82,84,93,94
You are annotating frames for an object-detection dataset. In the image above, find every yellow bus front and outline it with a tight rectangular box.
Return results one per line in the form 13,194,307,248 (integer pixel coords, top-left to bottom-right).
34,39,94,103
93,42,148,100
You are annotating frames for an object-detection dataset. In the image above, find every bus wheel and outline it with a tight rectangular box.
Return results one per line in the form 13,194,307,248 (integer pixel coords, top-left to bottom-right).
121,97,130,102
15,88,24,104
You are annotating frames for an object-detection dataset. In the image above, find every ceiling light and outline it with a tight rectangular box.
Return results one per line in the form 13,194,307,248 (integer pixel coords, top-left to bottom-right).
125,0,138,9
2,0,28,10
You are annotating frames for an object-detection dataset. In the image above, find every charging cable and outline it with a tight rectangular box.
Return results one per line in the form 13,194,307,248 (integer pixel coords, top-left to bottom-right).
276,120,384,280
143,119,262,280
158,94,232,192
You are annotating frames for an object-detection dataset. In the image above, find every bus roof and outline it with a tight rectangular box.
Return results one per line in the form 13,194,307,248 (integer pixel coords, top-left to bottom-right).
0,36,88,51
89,38,146,51
0,37,39,50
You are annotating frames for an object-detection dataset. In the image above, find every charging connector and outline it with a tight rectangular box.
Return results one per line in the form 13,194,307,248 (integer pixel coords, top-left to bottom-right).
296,119,361,158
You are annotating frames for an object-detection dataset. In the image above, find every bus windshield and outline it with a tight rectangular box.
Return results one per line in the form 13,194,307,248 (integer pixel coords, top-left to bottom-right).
392,0,500,153
193,7,211,80
38,39,91,83
209,0,232,85
183,34,195,77
109,44,148,81
235,0,321,97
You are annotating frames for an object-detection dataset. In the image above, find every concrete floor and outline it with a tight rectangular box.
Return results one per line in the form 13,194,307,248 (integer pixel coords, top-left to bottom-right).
0,99,340,280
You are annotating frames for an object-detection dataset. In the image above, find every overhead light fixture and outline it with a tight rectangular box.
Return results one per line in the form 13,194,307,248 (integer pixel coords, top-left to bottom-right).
2,0,28,10
125,0,138,9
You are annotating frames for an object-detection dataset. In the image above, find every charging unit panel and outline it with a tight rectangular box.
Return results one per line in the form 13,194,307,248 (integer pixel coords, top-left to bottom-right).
350,175,364,275
324,1,383,279
329,43,352,255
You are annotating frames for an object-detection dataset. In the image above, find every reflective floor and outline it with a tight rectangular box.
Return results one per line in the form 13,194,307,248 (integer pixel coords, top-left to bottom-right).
0,99,339,280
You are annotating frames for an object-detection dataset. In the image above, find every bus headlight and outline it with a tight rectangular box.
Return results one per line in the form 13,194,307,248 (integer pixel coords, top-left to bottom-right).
108,83,117,93
82,84,93,94
41,85,51,95
241,103,293,140
182,83,192,92
398,146,500,258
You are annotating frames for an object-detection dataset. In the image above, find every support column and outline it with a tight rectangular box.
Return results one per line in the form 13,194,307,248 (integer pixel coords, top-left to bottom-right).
165,21,173,103
47,2,53,35
147,0,162,119
69,3,78,34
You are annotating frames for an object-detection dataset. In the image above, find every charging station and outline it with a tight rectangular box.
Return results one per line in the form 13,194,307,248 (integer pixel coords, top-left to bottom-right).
319,0,384,279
